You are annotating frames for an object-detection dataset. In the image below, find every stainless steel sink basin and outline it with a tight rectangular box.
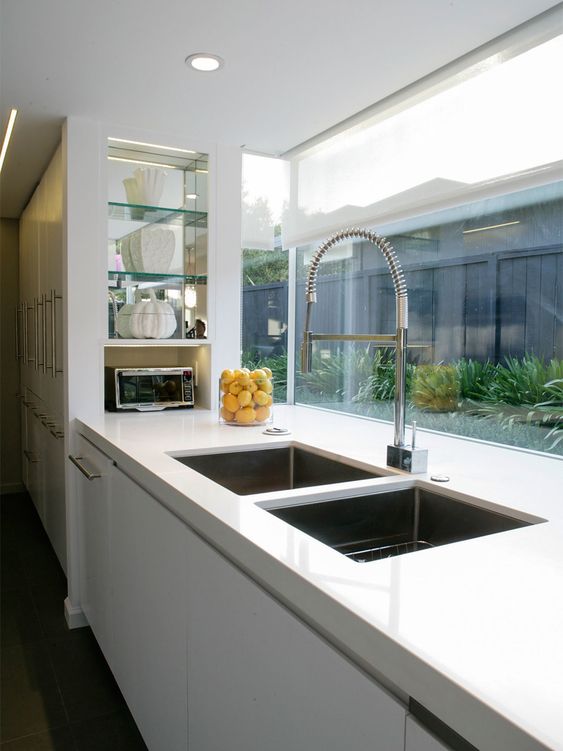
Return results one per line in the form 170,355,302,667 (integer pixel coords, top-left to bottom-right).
171,445,383,495
261,487,537,562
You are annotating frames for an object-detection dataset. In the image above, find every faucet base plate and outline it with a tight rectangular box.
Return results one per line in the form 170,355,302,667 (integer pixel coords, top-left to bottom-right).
387,444,428,474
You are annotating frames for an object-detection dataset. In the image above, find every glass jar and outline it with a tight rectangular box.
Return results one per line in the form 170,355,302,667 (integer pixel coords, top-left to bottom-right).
219,368,274,426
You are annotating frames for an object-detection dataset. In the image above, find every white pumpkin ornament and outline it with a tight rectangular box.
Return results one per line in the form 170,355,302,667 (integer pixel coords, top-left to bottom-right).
115,290,142,339
129,289,177,339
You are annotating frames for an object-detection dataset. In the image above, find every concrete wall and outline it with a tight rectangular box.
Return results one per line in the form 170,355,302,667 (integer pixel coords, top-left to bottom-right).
1,218,23,493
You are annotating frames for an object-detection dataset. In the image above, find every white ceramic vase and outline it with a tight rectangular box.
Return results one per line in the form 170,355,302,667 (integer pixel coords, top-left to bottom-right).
134,167,167,207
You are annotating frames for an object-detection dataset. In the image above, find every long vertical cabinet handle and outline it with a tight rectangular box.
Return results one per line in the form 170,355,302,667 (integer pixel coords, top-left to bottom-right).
49,289,63,377
27,303,36,364
41,293,47,374
23,302,37,365
34,298,41,371
15,304,23,360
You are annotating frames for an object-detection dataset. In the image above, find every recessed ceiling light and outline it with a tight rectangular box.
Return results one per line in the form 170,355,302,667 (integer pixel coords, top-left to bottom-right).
185,53,224,72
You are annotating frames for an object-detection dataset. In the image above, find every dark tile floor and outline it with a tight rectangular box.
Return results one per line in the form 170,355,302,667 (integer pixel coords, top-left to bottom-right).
1,493,148,750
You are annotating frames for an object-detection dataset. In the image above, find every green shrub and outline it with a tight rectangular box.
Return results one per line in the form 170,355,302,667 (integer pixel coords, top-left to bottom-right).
241,351,288,402
456,358,497,400
412,364,460,412
483,355,563,405
296,348,375,403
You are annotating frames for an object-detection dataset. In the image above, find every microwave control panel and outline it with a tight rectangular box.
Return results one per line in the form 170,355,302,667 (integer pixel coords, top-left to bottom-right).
183,370,194,404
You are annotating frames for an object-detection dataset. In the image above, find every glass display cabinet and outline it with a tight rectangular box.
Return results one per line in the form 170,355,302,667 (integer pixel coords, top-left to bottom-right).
106,139,208,341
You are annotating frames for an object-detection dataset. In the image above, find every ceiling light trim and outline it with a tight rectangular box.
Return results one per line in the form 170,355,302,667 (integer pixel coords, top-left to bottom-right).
185,53,224,72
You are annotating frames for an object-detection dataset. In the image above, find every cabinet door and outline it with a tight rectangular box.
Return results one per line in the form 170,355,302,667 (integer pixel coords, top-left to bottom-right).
40,148,64,415
25,399,45,518
406,715,452,751
186,531,406,751
19,191,42,398
110,466,188,751
43,423,66,573
72,434,113,655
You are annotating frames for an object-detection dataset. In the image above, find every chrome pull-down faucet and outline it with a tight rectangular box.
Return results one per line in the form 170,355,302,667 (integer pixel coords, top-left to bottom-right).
301,227,427,473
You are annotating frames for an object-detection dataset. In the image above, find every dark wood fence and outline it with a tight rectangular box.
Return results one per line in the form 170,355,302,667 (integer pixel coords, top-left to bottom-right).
243,244,562,363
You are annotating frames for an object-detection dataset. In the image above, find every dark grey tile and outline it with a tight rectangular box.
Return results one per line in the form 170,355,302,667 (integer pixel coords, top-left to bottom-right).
71,711,147,751
47,631,126,724
30,581,69,639
1,547,27,592
0,726,76,750
1,588,44,647
20,548,66,591
1,497,49,556
0,642,67,742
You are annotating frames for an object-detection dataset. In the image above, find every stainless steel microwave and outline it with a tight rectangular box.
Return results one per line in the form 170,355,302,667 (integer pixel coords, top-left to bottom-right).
105,367,194,411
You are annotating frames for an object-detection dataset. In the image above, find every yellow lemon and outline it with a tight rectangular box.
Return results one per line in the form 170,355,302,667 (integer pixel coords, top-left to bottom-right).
237,390,252,408
235,406,255,424
265,395,273,407
221,369,235,384
262,366,273,378
229,381,243,395
261,379,273,394
250,369,266,380
237,373,251,386
221,406,235,422
246,381,258,393
220,380,230,393
254,406,270,422
253,389,268,406
223,393,239,413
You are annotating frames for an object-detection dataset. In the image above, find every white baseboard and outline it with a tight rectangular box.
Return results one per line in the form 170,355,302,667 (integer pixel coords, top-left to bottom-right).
1,481,25,495
64,596,89,629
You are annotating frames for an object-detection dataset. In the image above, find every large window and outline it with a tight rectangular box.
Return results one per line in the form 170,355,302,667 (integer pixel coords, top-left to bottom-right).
240,153,290,403
241,17,563,456
293,184,562,456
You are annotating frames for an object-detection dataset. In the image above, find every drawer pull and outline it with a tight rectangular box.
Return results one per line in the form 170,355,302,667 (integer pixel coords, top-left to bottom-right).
69,454,101,480
23,449,40,463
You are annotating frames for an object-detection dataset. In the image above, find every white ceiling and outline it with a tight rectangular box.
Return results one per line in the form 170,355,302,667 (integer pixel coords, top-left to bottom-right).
0,0,560,217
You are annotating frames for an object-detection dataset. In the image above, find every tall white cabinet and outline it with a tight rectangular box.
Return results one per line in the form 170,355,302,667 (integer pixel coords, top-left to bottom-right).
18,145,66,572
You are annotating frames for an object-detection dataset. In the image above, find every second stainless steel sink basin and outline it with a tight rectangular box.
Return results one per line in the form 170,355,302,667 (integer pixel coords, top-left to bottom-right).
261,487,538,562
171,445,383,495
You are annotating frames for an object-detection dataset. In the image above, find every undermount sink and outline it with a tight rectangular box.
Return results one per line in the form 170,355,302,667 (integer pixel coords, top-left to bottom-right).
171,445,383,495
261,487,538,562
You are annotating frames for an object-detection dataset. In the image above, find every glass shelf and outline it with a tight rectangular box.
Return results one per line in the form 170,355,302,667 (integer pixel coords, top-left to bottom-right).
108,271,207,288
108,201,207,229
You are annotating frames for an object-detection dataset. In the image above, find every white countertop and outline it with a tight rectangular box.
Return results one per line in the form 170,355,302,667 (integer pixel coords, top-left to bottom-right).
76,406,563,751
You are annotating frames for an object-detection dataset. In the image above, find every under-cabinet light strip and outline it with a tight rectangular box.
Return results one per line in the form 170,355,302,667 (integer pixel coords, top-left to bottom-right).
0,109,18,174
195,168,208,174
108,137,197,154
108,156,179,169
463,220,520,234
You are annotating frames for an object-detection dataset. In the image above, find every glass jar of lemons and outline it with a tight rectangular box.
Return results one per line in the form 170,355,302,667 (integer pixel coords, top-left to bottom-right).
219,367,274,426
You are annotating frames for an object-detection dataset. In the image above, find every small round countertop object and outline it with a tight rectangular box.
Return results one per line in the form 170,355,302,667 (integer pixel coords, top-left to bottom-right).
431,474,450,482
263,426,291,436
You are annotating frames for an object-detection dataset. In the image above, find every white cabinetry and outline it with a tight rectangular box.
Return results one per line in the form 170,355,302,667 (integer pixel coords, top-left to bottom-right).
72,430,408,751
110,465,188,751
185,530,406,751
73,434,113,655
18,145,66,571
406,715,453,751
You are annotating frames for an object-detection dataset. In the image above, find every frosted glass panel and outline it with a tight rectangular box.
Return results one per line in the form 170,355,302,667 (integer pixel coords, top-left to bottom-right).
285,35,563,246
